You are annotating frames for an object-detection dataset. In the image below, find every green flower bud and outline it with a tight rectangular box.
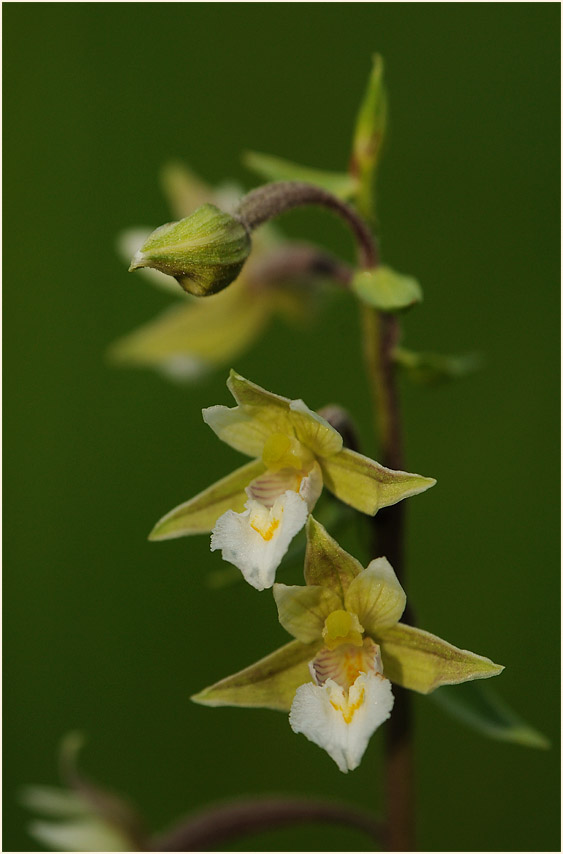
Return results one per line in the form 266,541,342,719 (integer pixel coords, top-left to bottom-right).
129,203,251,296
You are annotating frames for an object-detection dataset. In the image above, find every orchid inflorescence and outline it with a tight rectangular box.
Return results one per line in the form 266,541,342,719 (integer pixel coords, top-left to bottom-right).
115,54,503,776
24,54,516,854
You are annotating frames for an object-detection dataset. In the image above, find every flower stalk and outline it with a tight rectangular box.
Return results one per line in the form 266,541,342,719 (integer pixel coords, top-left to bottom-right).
236,181,378,269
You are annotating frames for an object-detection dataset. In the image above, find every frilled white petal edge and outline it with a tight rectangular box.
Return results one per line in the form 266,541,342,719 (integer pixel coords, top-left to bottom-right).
210,490,309,590
289,671,394,773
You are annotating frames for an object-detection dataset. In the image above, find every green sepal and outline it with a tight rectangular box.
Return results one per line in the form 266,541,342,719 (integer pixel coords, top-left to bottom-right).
243,151,358,200
191,639,320,712
129,204,251,297
273,583,342,643
352,266,422,313
107,286,270,382
149,458,265,540
319,447,436,515
304,516,362,598
430,681,550,749
378,623,504,694
393,347,483,385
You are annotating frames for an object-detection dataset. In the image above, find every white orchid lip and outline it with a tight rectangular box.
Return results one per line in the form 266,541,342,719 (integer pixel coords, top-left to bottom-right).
210,489,308,591
290,660,394,773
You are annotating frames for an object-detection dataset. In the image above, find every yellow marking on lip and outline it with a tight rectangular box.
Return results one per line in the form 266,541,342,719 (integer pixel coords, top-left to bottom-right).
330,685,366,724
250,518,280,541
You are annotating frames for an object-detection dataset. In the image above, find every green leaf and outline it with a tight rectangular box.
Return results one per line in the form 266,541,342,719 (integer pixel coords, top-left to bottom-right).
304,516,362,598
378,623,504,694
243,151,358,200
191,640,320,712
393,347,483,385
429,681,550,749
319,447,435,515
352,266,422,312
149,458,265,540
351,54,387,220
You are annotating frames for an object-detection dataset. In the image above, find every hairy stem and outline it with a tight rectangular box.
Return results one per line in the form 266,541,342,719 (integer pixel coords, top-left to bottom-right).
237,181,378,269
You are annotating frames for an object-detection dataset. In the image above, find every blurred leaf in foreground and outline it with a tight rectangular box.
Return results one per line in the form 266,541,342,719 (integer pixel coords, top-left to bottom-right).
429,681,550,749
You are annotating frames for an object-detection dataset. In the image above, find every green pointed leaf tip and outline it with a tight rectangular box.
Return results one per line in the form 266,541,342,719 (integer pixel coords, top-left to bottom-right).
129,204,251,296
243,151,358,200
352,267,423,313
353,54,387,158
430,681,550,749
192,640,320,712
394,347,484,385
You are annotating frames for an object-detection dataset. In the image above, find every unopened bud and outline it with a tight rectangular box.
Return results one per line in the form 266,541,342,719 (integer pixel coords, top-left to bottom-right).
129,203,251,296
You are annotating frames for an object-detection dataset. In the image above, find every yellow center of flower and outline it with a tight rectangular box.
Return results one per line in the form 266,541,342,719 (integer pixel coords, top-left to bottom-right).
250,517,280,541
262,433,313,473
322,610,364,650
329,683,366,724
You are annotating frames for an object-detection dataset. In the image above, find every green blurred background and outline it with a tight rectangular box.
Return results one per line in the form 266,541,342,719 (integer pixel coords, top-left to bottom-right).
4,4,560,851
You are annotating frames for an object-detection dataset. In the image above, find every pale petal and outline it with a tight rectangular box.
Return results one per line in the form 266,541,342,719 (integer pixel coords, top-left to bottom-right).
210,490,309,590
290,671,394,773
19,786,88,817
203,405,272,458
298,461,323,511
28,817,131,852
289,399,343,458
344,558,406,634
273,583,342,643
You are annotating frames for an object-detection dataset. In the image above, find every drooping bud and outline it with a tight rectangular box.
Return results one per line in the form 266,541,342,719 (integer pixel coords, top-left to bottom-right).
129,203,251,296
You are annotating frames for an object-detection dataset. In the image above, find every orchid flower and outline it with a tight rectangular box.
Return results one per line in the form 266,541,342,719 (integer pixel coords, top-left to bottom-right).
192,518,503,772
150,371,436,590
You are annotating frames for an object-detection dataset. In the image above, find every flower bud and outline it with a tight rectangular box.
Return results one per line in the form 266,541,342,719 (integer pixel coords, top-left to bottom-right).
129,203,251,296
